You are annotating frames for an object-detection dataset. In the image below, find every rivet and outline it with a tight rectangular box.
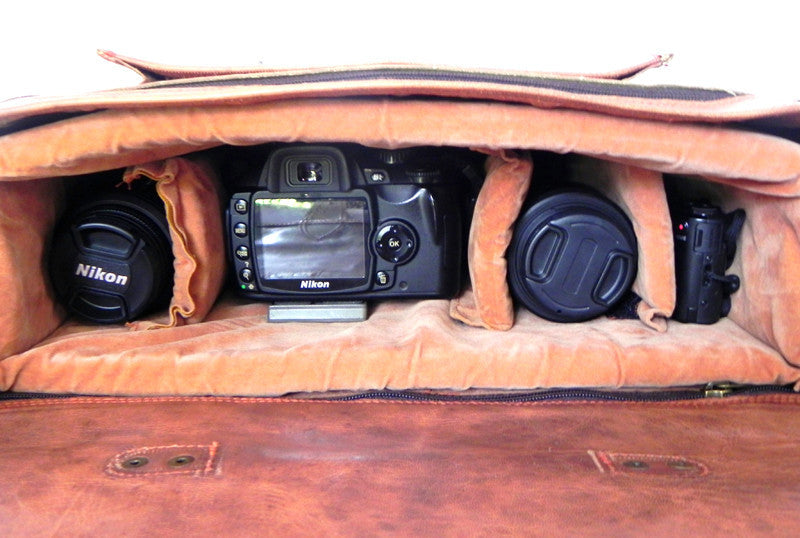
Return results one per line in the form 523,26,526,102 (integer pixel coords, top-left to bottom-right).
167,455,196,468
668,460,696,471
121,457,149,469
622,460,649,470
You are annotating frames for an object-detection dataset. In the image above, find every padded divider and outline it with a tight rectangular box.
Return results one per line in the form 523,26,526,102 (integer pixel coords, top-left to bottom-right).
450,150,532,330
122,157,226,329
568,156,675,331
0,179,64,359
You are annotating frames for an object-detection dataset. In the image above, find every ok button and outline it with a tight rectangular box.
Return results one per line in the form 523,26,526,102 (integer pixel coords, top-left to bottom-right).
375,222,416,264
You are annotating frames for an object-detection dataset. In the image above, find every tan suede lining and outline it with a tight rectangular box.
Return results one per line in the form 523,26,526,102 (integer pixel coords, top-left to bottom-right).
568,157,676,331
0,179,64,358
3,100,800,192
1,97,800,394
1,297,796,396
122,158,225,330
451,151,532,330
726,191,800,367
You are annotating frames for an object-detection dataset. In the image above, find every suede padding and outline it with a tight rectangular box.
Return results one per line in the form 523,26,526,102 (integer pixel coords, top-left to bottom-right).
1,98,800,394
725,190,800,367
454,152,674,331
568,157,675,331
2,100,800,194
451,151,532,330
122,158,225,330
0,179,64,358
1,297,797,395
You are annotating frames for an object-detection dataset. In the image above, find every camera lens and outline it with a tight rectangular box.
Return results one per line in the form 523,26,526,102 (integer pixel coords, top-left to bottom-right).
297,162,323,183
507,189,637,322
49,184,174,324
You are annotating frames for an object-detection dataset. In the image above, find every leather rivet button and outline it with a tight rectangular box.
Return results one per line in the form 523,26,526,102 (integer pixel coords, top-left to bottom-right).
107,443,219,478
121,457,149,469
622,460,649,470
668,460,695,471
167,455,196,468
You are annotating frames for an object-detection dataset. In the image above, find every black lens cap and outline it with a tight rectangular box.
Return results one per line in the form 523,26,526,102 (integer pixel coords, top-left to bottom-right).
50,187,173,324
508,190,638,322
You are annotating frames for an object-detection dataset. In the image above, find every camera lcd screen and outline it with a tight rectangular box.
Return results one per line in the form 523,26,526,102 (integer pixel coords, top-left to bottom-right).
253,198,368,282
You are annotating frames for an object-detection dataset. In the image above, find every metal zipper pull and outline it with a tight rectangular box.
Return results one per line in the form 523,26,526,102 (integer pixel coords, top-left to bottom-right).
703,382,744,398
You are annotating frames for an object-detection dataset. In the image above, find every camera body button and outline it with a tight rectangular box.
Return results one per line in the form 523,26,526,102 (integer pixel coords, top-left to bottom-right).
235,246,250,260
375,223,416,264
234,199,248,214
375,270,399,288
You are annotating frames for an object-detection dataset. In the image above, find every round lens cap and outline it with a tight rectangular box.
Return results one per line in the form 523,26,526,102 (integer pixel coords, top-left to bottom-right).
508,190,638,322
50,192,173,324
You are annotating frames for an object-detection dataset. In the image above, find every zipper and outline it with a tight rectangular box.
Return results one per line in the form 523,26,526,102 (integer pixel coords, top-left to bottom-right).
1,384,794,403
326,389,704,403
0,391,86,401
702,382,798,398
703,382,743,398
135,66,737,102
325,384,797,403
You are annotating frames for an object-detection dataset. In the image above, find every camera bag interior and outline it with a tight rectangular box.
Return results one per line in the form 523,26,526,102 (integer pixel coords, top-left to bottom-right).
2,52,800,534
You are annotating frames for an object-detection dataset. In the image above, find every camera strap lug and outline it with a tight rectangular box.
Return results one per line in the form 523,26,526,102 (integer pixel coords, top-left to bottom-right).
723,209,746,268
706,272,741,294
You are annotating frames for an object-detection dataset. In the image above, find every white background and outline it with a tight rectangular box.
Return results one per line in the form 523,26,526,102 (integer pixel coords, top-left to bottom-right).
1,1,798,103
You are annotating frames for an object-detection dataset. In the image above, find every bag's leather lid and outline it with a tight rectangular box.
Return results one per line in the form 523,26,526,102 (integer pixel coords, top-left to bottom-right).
3,50,800,134
3,395,800,535
96,49,674,83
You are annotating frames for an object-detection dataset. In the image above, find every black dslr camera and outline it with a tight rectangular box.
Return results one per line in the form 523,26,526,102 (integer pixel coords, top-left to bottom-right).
672,201,745,324
226,144,469,303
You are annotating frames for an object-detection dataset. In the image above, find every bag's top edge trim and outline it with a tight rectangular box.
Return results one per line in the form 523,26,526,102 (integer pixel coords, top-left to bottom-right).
1,61,798,136
128,65,737,102
97,49,675,84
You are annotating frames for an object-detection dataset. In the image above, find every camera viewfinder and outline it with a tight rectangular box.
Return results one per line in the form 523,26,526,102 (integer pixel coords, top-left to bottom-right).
298,162,323,183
